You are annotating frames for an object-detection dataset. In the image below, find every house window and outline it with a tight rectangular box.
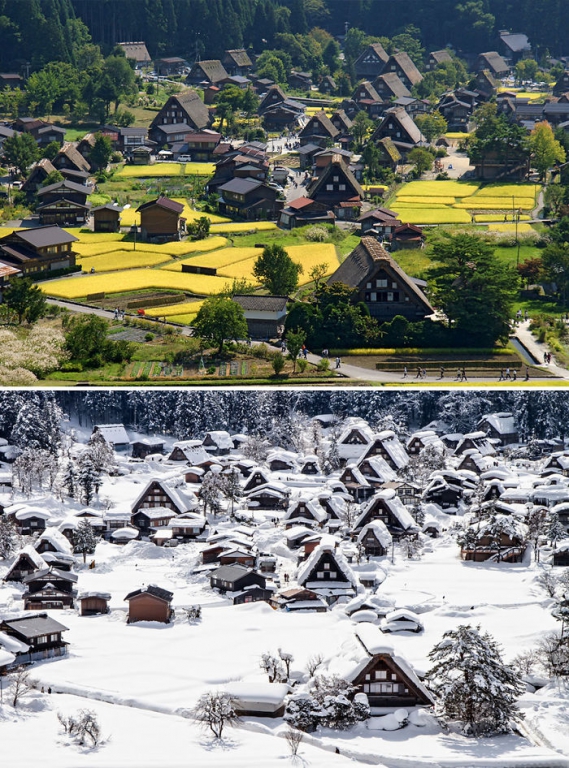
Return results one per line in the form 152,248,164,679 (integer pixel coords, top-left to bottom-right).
333,176,339,182
366,282,372,289
323,562,330,569
371,292,377,301
339,184,346,191
392,282,398,289
375,670,387,679
376,279,387,288
326,184,333,191
387,292,394,301
316,571,326,579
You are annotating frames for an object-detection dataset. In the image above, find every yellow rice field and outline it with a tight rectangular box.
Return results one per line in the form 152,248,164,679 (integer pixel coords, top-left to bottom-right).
120,204,230,227
73,235,228,258
161,246,261,272
166,313,199,324
145,300,205,317
472,183,540,199
397,196,458,206
41,270,231,299
209,221,278,233
64,229,125,242
116,162,214,178
473,213,531,222
455,198,535,210
218,243,339,282
392,206,472,224
397,181,480,197
77,251,169,272
487,222,535,234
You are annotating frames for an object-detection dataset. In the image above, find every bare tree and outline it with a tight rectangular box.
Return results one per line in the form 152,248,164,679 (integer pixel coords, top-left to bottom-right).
191,691,240,739
337,499,359,530
305,653,324,677
536,569,560,599
76,709,102,746
537,632,569,677
10,667,33,708
511,649,540,676
57,711,79,736
184,605,202,623
526,507,549,561
284,725,304,758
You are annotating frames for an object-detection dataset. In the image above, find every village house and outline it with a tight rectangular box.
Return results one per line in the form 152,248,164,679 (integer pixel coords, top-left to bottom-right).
306,155,364,220
137,196,186,242
383,53,423,89
339,465,374,502
477,413,519,445
269,587,328,612
92,424,130,451
357,455,397,486
168,513,207,541
0,226,77,276
232,295,288,339
186,59,229,87
477,51,510,78
117,41,151,67
125,584,174,623
354,43,389,80
371,108,426,157
359,208,402,239
210,564,266,593
14,118,66,149
36,179,91,227
149,91,211,144
328,237,434,323
258,86,306,132
0,614,69,664
357,520,392,557
155,57,188,76
131,506,178,537
222,49,253,77
460,515,528,563
373,72,411,102
217,177,281,221
391,223,425,251
131,437,165,459
345,626,434,710
3,545,47,582
279,196,335,229
22,566,78,610
131,478,196,516
283,498,327,528
8,506,50,535
354,489,418,538
299,111,340,148
296,542,359,604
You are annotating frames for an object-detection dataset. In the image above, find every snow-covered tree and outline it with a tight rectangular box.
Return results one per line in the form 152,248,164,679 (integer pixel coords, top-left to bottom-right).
323,428,341,474
426,624,525,736
526,507,549,560
400,534,423,560
0,515,18,559
310,675,369,729
87,431,116,474
260,651,286,683
191,691,240,739
62,460,77,499
537,632,569,677
73,520,97,563
12,448,58,495
9,666,33,708
222,468,242,519
549,511,568,548
76,453,100,506
284,692,323,732
200,471,224,516
553,593,569,635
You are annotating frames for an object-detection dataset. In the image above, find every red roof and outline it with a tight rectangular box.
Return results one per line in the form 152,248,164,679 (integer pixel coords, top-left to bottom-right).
288,197,314,210
137,196,184,214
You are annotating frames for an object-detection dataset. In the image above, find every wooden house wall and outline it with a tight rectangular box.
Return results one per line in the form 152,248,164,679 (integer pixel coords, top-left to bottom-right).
128,594,171,623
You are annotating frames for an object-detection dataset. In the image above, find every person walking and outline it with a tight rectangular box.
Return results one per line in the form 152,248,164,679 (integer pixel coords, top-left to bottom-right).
461,367,467,382
416,366,422,379
335,356,341,369
402,366,407,379
525,366,530,381
512,369,517,381
498,369,504,381
439,366,445,379
505,367,511,380
455,368,461,381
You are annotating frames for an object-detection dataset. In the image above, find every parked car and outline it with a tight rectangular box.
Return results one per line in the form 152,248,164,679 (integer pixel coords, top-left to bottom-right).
177,155,192,162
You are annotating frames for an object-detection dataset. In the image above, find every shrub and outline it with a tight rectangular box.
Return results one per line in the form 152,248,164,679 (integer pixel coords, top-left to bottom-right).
271,352,285,375
297,358,308,373
144,332,154,342
206,365,216,375
305,225,329,242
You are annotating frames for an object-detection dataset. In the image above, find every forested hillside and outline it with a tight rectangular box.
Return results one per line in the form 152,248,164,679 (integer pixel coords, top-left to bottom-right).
0,0,567,70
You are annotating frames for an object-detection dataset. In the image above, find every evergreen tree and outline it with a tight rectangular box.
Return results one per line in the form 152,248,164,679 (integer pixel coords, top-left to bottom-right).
77,452,99,506
0,516,18,560
200,471,224,515
74,519,97,563
62,460,76,499
426,624,525,736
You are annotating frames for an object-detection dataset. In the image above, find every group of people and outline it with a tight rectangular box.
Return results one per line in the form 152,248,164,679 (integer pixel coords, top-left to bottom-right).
498,368,516,381
113,308,125,321
544,352,553,365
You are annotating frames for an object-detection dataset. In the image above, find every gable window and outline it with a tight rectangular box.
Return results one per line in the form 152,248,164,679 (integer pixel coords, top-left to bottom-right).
376,279,387,288
339,184,346,191
333,176,339,182
375,670,387,679
326,184,333,191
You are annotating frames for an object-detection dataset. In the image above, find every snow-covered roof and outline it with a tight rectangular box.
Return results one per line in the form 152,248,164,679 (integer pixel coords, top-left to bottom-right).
267,449,298,466
77,591,111,601
36,528,73,555
355,489,417,532
341,464,370,486
0,630,29,654
168,514,206,529
8,544,47,572
284,498,327,523
357,520,392,548
169,442,211,464
358,455,397,482
94,424,130,445
14,506,51,520
375,431,409,469
479,412,517,436
0,649,15,667
204,430,233,450
223,682,290,707
297,542,359,589
111,527,139,540
131,478,198,514
133,506,178,521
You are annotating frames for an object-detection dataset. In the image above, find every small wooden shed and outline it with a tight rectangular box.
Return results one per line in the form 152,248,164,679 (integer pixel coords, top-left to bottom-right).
125,584,174,623
78,592,111,616
92,204,123,233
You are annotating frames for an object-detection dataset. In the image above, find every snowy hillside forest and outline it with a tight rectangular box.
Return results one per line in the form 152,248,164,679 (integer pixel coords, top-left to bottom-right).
3,389,569,450
1,391,569,766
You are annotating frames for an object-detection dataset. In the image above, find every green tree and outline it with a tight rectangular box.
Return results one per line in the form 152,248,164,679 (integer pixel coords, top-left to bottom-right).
89,133,113,170
544,184,565,217
253,244,303,295
350,110,373,148
187,216,210,240
42,141,61,162
271,351,286,375
4,277,47,325
3,133,40,177
541,242,569,304
408,147,434,175
41,170,64,187
285,328,306,373
427,233,519,345
102,54,136,112
64,314,109,365
193,296,248,354
529,121,566,181
515,58,539,84
415,112,448,143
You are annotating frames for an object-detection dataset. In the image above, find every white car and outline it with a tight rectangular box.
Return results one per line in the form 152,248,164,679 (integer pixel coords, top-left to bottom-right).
177,155,192,162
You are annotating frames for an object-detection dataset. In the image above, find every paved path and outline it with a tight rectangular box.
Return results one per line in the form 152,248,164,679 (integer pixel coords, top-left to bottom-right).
514,319,569,380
